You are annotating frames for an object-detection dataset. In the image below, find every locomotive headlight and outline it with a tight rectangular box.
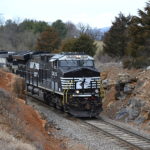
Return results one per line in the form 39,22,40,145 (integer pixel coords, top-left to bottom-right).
95,89,99,93
75,90,80,94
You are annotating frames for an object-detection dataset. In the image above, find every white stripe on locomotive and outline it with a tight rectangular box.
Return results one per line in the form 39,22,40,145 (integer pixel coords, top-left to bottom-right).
61,77,100,89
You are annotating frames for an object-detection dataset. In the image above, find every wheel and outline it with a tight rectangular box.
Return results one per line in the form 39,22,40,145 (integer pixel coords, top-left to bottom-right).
55,97,62,110
43,92,50,105
56,103,61,109
63,104,68,113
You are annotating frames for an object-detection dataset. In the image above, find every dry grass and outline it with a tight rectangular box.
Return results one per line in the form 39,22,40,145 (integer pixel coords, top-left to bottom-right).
0,88,39,150
94,40,104,57
94,41,115,63
94,41,104,51
0,130,36,150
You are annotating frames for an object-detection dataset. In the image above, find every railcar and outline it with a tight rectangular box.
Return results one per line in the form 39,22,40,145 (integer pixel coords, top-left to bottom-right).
0,51,8,68
6,51,48,75
25,52,103,117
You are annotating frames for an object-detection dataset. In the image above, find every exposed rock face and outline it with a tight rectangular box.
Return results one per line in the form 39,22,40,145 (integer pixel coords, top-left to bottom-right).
116,98,145,122
101,66,150,129
115,73,137,100
124,83,135,94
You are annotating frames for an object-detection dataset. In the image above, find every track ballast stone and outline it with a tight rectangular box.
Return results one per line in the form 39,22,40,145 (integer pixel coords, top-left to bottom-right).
27,98,127,150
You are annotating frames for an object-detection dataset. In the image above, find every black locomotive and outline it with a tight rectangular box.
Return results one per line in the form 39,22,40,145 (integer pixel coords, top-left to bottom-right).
4,51,103,117
24,52,103,117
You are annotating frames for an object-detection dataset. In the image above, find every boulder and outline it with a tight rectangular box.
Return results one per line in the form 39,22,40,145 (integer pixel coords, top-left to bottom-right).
116,107,128,120
127,98,146,121
118,73,130,83
134,113,149,125
135,105,150,124
128,98,145,107
118,73,137,83
124,83,134,94
116,98,146,122
127,105,140,120
115,91,126,100
115,82,125,91
102,79,116,89
146,66,150,70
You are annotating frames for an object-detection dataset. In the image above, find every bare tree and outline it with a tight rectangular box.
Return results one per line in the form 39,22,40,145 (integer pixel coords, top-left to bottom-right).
0,14,4,26
65,21,80,39
0,19,38,50
77,23,102,40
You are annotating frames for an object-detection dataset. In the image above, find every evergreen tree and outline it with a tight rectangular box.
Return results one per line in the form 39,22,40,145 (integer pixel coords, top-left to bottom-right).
60,34,96,56
103,13,132,58
72,34,96,56
35,27,60,52
19,19,49,33
123,1,150,68
61,38,76,52
52,20,67,39
126,2,150,59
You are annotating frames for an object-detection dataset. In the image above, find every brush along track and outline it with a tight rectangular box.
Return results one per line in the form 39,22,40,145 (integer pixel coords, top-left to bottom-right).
26,94,150,150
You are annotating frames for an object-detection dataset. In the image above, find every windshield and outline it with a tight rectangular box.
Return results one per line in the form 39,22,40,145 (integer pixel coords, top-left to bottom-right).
59,60,94,67
80,60,93,67
60,60,78,67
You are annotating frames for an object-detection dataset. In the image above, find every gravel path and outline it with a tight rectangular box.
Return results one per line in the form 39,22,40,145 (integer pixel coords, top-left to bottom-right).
27,97,127,150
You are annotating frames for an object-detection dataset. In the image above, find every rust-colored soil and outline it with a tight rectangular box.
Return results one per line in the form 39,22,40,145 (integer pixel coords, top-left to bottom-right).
0,69,66,150
16,99,63,150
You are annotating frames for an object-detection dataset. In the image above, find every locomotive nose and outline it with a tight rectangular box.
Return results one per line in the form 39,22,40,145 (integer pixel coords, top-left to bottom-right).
63,67,100,77
61,68,100,91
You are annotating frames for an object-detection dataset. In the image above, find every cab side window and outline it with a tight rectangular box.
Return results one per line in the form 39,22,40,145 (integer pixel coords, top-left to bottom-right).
53,61,57,69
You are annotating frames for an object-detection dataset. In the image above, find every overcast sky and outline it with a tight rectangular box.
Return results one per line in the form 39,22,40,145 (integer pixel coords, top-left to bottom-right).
0,0,147,28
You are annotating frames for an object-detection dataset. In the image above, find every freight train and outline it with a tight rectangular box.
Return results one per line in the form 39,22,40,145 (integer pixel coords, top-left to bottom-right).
2,51,103,117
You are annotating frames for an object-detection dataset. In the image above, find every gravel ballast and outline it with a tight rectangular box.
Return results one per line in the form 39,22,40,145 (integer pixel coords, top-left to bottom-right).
27,98,127,150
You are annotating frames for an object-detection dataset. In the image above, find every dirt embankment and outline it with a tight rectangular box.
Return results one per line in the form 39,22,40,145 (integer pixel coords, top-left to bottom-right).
101,65,150,132
0,69,66,150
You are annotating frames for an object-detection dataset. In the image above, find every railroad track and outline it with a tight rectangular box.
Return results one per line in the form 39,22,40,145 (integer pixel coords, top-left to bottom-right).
26,94,150,150
85,119,150,150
